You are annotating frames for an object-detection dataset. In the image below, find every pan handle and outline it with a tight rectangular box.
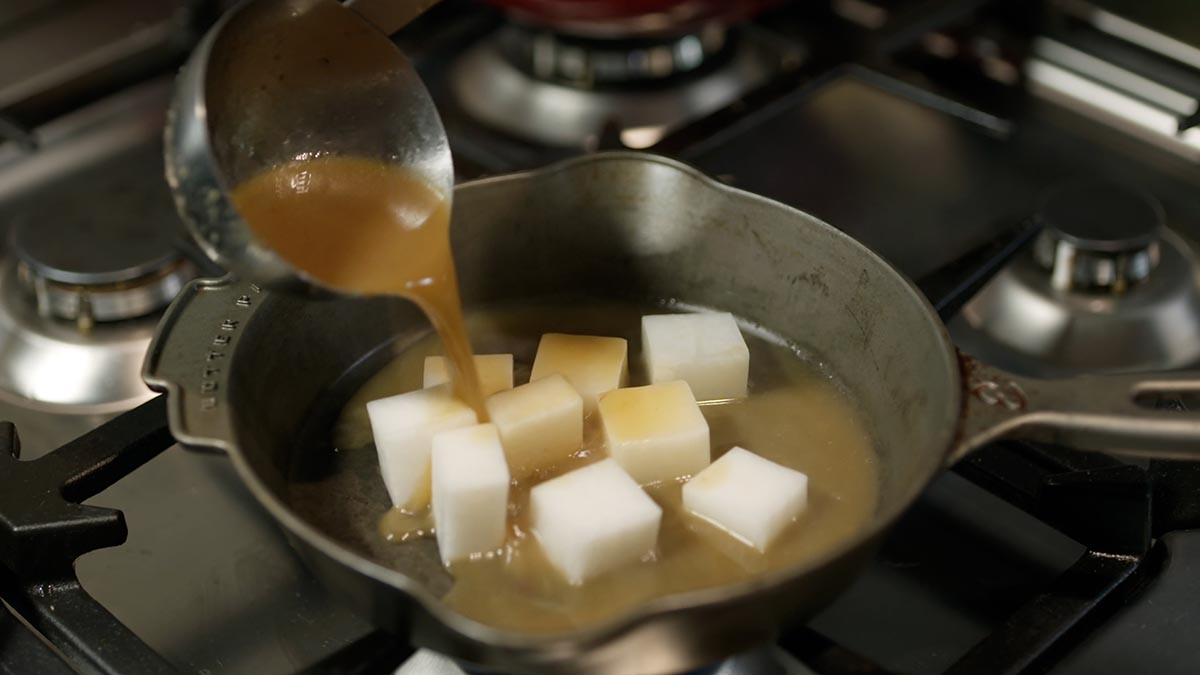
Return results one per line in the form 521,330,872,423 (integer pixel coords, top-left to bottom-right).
947,354,1200,465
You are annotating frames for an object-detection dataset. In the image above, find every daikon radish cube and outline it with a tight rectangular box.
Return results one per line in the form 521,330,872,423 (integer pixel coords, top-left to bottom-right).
367,385,478,509
431,424,510,566
485,374,583,480
682,447,808,552
598,381,710,485
423,354,514,397
641,312,750,401
530,459,662,585
530,333,628,412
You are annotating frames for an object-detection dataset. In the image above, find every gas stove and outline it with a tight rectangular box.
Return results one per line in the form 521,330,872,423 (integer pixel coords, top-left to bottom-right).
3,1,1200,673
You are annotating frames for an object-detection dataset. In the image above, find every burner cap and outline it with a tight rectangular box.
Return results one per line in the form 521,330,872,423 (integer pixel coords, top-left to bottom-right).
1033,181,1164,291
1036,180,1163,253
11,207,182,286
9,205,195,326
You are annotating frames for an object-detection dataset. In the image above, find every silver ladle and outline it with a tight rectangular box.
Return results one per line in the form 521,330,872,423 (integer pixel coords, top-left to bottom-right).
165,0,448,294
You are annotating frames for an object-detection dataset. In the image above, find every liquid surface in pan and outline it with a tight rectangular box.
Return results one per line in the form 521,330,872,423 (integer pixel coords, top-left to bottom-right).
230,155,486,418
290,302,880,633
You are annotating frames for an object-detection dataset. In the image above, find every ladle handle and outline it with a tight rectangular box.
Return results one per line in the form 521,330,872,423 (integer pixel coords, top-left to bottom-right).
948,354,1200,465
345,0,441,36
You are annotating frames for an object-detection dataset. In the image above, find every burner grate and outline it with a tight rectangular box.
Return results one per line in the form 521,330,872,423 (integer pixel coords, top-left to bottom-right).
0,397,175,673
948,442,1158,674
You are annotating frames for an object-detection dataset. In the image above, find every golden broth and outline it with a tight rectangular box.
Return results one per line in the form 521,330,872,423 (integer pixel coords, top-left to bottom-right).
294,302,879,633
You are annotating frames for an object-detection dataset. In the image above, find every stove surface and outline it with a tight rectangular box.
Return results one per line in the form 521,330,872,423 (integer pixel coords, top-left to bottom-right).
3,1,1200,674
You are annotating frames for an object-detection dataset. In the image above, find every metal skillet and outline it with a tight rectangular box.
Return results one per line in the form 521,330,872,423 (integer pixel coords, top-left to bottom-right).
146,148,1200,673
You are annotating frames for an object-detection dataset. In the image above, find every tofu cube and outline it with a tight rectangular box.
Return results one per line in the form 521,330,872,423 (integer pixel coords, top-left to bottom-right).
530,333,628,412
424,354,514,397
367,385,478,509
530,459,662,585
431,424,510,566
641,312,750,401
682,447,808,552
598,381,710,485
485,374,583,480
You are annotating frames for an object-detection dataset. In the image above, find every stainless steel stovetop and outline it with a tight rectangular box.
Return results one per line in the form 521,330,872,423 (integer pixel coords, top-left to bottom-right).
4,1,1200,673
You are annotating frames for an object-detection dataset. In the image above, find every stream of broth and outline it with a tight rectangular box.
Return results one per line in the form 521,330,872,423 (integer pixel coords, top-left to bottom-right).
290,303,880,633
230,155,486,416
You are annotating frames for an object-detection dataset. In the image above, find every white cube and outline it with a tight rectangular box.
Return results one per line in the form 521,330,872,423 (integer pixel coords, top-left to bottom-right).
682,447,808,551
530,333,628,412
424,354,514,398
367,385,478,509
431,424,510,566
641,312,750,401
484,374,583,480
530,459,662,585
598,381,710,485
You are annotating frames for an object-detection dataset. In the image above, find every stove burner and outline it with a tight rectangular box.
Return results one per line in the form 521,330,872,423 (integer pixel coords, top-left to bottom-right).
0,260,161,412
10,211,194,329
1032,181,1164,292
951,182,1200,376
496,22,729,87
450,24,797,149
0,189,194,410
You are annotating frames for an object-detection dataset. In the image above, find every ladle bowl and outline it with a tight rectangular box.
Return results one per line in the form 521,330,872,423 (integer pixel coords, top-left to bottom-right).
165,0,452,295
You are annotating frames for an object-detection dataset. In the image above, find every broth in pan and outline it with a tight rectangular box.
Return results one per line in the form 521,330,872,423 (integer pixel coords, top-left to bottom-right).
290,302,879,633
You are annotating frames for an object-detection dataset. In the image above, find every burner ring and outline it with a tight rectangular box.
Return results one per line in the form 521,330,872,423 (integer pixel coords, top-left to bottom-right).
9,211,195,325
14,258,196,329
496,21,729,87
